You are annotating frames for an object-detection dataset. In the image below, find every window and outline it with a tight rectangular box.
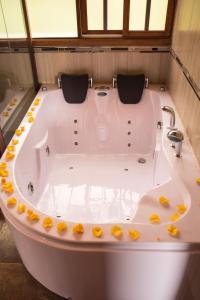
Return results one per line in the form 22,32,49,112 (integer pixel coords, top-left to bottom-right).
26,0,77,38
0,0,176,45
0,0,26,38
80,0,175,37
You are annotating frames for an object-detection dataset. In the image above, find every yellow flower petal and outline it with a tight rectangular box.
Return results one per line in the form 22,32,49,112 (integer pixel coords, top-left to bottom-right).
31,107,35,111
176,204,187,214
1,178,6,184
170,213,180,222
15,129,22,136
149,213,160,224
20,126,25,132
57,221,68,233
43,217,53,229
73,223,84,234
167,224,180,237
12,139,19,145
92,226,103,238
7,145,15,152
128,229,140,240
28,116,34,123
2,181,14,194
17,203,26,214
159,196,170,207
36,98,41,102
27,210,40,222
27,112,32,116
0,169,9,177
111,225,123,238
7,197,17,207
196,178,200,185
0,162,7,169
33,101,39,106
5,151,15,161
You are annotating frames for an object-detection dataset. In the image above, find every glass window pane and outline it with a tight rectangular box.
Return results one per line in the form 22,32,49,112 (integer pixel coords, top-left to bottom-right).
129,0,147,31
0,8,7,38
1,0,26,38
27,0,77,37
107,0,123,30
87,0,103,30
149,0,168,30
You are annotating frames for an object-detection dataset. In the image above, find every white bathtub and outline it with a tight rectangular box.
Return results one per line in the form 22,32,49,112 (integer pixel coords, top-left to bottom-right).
1,85,200,300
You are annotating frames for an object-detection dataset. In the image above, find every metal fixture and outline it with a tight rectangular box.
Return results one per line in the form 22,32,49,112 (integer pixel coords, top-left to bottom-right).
161,106,176,129
46,145,50,156
97,91,107,96
144,77,149,88
28,182,34,195
160,86,166,92
88,77,93,88
42,86,47,91
138,158,146,164
167,129,184,157
157,121,163,129
112,76,117,88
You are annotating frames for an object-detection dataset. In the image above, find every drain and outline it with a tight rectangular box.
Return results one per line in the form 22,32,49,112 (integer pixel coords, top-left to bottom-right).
138,158,146,164
128,120,131,124
69,166,74,170
128,143,131,147
126,216,131,221
127,131,131,135
74,119,78,123
74,130,78,134
74,142,78,146
124,168,128,171
56,215,61,218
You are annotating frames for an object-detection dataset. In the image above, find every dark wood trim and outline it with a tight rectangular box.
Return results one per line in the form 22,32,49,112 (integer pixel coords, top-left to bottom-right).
104,0,107,30
123,0,130,35
80,0,88,34
0,39,28,47
145,0,151,31
165,0,176,36
21,0,39,91
31,37,171,47
84,30,122,34
76,0,82,37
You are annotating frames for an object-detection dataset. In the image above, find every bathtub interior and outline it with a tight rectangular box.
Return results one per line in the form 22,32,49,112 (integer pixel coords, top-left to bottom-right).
14,87,190,224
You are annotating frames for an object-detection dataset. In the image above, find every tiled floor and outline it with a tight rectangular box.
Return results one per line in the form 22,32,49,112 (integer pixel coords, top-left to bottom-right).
0,216,65,300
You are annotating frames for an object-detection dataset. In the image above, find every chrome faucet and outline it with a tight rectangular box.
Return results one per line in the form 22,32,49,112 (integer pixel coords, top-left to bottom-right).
167,129,184,157
161,106,176,129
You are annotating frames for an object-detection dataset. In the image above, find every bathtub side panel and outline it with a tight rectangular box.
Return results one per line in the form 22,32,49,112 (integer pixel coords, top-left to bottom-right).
9,222,189,300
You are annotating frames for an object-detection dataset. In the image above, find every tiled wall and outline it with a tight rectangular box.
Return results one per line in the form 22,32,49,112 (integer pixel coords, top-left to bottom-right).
35,51,170,85
167,0,200,164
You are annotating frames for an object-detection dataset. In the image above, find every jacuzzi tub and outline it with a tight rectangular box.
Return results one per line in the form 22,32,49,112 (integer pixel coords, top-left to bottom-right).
1,85,200,300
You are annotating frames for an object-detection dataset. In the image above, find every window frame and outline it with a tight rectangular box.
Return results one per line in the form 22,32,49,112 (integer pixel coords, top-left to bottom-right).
123,0,176,38
0,0,177,47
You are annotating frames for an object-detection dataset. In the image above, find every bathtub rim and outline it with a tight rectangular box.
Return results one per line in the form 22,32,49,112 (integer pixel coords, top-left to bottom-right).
0,84,200,246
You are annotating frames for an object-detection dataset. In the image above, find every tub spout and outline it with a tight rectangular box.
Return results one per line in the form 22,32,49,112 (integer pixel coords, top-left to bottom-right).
167,129,184,157
161,106,176,129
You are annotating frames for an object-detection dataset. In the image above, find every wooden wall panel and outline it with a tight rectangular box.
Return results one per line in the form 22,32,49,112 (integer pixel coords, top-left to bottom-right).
35,51,170,85
172,0,200,87
167,0,200,165
167,58,200,164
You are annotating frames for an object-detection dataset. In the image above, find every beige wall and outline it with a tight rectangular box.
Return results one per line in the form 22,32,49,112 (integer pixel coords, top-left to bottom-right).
0,53,33,86
167,0,200,164
35,51,169,85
